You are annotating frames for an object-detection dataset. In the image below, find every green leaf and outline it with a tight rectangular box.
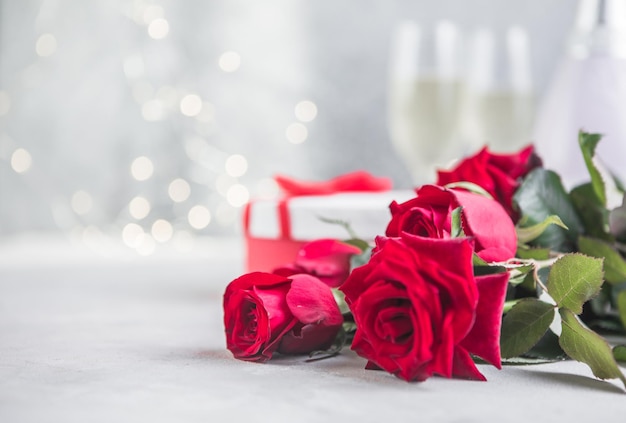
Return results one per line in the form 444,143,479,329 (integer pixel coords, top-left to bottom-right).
579,131,606,206
507,264,535,286
500,298,555,359
614,345,626,363
524,329,567,360
443,181,494,199
618,290,626,328
559,308,626,388
516,247,551,260
473,265,507,277
547,254,604,314
571,183,611,240
450,206,464,238
516,215,568,245
513,168,584,252
344,238,370,252
472,253,488,266
578,236,626,284
503,299,522,314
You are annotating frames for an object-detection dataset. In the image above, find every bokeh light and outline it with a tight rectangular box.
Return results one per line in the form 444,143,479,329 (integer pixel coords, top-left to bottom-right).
122,223,144,248
71,190,93,215
168,178,191,202
151,219,173,242
188,205,211,229
226,184,249,207
11,148,32,173
295,100,318,122
35,33,57,57
285,122,308,144
180,94,203,117
129,196,151,219
225,154,248,177
131,156,154,181
148,18,169,39
218,51,241,72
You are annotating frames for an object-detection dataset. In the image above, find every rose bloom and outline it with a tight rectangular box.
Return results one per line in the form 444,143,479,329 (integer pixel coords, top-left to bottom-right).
273,239,362,288
386,184,517,263
436,145,542,220
340,233,509,382
223,272,343,362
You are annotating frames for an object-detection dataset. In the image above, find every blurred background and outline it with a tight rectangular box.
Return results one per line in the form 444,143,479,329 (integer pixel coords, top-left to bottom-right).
2,0,623,256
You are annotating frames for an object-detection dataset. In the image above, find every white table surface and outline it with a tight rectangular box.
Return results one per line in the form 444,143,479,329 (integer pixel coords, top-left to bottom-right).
1,234,625,423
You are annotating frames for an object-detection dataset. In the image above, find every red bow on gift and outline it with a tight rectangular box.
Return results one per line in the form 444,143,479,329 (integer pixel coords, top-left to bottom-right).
274,171,392,197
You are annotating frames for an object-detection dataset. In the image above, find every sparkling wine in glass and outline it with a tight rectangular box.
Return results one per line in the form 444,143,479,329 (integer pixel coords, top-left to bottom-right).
387,20,466,185
462,26,535,153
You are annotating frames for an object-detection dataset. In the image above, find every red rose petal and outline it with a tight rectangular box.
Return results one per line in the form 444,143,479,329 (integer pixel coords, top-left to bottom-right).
253,283,299,356
365,361,383,370
428,313,455,378
437,147,496,195
224,272,290,305
450,188,517,262
285,274,343,327
278,322,341,354
452,346,487,381
460,272,510,369
295,239,362,287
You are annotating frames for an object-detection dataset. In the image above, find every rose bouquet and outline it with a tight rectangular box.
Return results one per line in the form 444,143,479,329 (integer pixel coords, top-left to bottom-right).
223,130,626,387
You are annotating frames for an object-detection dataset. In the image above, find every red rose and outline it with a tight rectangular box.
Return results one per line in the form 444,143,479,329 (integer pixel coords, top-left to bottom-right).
386,185,517,263
340,233,509,382
436,145,542,220
273,239,362,288
223,272,343,362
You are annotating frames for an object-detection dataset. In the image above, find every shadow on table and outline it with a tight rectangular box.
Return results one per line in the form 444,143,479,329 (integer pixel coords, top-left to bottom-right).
522,368,625,395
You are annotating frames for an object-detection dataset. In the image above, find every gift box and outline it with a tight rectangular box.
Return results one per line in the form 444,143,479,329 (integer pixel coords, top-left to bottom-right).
243,190,415,272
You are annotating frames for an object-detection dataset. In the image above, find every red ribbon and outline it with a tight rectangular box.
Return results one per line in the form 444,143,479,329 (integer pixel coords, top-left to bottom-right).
274,171,392,197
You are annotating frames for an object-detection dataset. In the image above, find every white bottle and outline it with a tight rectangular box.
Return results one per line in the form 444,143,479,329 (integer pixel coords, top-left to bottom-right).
533,0,626,189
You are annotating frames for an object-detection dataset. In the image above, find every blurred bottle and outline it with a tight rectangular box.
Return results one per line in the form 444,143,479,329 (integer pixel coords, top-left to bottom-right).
533,0,626,188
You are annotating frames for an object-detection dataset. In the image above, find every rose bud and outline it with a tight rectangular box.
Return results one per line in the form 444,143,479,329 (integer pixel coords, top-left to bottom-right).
436,145,542,220
340,234,509,382
386,184,517,263
273,239,362,288
223,272,343,362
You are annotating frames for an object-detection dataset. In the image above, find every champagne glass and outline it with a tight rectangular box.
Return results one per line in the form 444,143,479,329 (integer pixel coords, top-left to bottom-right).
462,26,535,153
387,20,466,185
